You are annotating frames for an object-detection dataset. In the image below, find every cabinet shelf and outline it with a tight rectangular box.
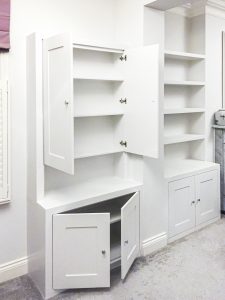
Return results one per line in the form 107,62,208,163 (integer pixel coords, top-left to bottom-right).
74,112,124,118
165,50,205,60
164,80,205,86
164,159,218,179
164,134,205,145
74,150,123,159
74,74,124,82
41,177,142,211
164,108,205,115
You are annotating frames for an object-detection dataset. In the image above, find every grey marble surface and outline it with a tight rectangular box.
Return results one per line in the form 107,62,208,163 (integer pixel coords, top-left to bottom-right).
0,217,225,300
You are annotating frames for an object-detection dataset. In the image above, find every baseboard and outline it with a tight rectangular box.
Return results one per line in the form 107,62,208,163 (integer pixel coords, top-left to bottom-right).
142,232,167,256
0,257,28,283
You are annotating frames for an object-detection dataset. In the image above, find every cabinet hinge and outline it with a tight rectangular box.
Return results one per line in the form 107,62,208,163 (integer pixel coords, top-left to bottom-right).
119,98,127,104
120,55,127,61
120,140,127,147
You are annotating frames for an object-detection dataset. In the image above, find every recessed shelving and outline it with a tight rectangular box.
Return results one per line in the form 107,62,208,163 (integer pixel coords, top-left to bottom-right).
164,80,205,86
164,134,205,145
164,108,205,115
165,50,205,61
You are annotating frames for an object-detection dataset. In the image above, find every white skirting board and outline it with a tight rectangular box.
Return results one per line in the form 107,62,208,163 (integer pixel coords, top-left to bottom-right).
0,257,28,283
141,232,167,256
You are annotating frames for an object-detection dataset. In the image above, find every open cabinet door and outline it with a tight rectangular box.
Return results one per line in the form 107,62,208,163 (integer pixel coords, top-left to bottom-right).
43,34,74,174
121,192,140,280
53,213,110,289
123,45,159,158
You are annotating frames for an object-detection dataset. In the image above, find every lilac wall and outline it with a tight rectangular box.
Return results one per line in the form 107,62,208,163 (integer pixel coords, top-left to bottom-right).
0,0,10,49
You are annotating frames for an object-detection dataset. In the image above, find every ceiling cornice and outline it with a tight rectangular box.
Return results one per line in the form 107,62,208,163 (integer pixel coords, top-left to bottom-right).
206,0,225,11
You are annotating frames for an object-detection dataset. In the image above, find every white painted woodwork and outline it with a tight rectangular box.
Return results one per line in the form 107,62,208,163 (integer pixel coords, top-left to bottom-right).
164,108,205,114
164,134,205,145
53,213,110,289
164,80,205,86
196,171,219,225
121,192,140,279
123,45,159,158
169,176,196,237
165,50,205,60
0,80,8,203
43,34,74,174
144,0,193,10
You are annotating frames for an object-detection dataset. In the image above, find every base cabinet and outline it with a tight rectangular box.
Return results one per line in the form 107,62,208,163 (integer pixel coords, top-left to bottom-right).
52,192,140,290
169,170,219,239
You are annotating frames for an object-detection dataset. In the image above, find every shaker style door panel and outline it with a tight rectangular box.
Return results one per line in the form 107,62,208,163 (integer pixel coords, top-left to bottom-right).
169,177,196,237
196,171,219,225
121,192,140,279
123,45,159,158
53,213,110,289
43,34,74,174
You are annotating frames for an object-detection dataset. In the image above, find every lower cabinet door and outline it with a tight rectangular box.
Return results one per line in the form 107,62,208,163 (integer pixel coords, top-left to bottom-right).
169,177,196,238
196,170,219,226
121,192,140,280
53,213,110,289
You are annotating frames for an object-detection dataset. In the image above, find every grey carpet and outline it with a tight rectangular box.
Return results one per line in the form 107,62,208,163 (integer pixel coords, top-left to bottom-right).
0,217,225,300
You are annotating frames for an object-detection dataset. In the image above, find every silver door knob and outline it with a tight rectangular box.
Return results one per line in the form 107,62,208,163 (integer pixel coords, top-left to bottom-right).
65,100,69,105
191,201,196,205
124,240,129,245
101,250,106,255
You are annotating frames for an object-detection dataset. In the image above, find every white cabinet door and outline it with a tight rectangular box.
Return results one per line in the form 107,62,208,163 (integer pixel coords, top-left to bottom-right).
43,34,74,174
169,177,196,237
121,192,140,280
53,213,110,289
196,170,219,226
123,45,159,158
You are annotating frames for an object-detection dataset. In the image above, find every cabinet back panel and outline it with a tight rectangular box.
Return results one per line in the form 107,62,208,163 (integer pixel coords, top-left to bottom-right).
74,116,123,157
74,80,123,115
164,86,205,109
165,140,205,161
45,154,123,191
74,49,122,78
164,113,205,136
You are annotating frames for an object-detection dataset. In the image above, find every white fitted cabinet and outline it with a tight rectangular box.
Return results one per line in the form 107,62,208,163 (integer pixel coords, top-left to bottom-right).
53,192,140,289
169,170,219,239
43,34,159,174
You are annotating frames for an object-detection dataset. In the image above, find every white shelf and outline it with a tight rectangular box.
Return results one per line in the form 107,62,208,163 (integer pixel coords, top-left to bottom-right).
164,159,219,179
164,108,205,115
73,43,124,54
164,134,205,145
74,112,124,118
165,50,205,60
74,74,124,82
164,80,205,86
41,176,142,211
111,241,121,262
74,150,123,159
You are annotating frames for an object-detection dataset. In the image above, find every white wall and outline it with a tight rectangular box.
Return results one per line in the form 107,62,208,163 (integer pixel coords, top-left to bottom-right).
205,10,225,161
0,0,117,271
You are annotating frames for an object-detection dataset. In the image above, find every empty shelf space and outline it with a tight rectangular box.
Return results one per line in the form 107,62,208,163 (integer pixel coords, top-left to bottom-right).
164,80,205,86
74,75,124,82
164,134,205,145
164,50,205,60
74,112,124,118
164,159,218,179
74,150,123,159
164,108,205,115
41,177,142,211
111,222,121,262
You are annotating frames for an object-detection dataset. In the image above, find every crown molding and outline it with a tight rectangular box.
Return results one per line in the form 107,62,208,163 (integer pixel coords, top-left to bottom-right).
207,0,225,11
206,0,225,18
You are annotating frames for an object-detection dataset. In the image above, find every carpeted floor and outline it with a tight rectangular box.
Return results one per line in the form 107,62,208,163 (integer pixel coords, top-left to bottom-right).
0,217,225,300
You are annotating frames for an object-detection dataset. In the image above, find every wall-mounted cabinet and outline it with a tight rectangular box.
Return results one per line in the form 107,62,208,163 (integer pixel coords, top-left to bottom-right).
43,34,160,175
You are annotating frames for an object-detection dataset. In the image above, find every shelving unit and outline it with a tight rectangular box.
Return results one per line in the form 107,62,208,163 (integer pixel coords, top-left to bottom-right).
163,10,206,168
